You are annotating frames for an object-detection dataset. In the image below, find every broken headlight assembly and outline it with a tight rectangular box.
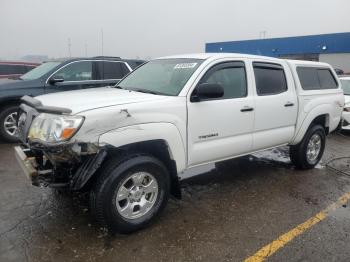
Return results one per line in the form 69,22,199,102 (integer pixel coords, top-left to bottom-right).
28,113,84,143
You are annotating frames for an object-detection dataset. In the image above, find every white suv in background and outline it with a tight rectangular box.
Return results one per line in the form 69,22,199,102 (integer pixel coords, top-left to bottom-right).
339,76,350,130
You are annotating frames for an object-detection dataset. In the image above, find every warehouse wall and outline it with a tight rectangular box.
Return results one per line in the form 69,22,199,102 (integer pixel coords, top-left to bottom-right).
319,53,350,73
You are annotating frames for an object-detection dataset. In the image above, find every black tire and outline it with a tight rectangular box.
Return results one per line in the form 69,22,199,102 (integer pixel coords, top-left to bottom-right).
90,153,170,234
0,105,19,143
290,125,326,170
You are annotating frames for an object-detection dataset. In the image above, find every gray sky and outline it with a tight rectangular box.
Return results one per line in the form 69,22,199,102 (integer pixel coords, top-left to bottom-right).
1,0,349,60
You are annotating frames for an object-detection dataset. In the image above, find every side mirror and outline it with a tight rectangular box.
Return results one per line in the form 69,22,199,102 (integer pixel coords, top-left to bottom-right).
191,83,224,102
48,77,64,85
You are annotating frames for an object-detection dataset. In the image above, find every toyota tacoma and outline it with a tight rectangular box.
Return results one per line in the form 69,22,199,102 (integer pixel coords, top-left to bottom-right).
14,53,344,233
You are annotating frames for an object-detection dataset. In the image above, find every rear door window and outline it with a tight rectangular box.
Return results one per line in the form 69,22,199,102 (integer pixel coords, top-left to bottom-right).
317,69,338,89
253,62,287,96
100,61,130,80
297,67,338,90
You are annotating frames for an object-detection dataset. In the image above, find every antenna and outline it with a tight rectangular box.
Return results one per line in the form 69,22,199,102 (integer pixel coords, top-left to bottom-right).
85,41,88,57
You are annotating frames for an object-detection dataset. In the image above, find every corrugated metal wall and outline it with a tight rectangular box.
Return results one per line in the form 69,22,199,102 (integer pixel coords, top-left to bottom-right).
206,32,350,57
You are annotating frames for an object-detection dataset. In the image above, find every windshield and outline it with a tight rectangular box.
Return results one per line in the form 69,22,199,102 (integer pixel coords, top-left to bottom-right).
117,58,204,96
20,61,61,80
340,79,350,95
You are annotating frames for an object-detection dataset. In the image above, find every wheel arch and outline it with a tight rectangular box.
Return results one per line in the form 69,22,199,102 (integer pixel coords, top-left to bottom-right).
94,123,186,198
291,106,331,145
103,140,181,198
0,97,21,109
311,114,329,134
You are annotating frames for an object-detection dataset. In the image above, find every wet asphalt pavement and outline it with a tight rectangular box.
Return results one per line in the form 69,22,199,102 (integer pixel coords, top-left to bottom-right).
1,133,350,262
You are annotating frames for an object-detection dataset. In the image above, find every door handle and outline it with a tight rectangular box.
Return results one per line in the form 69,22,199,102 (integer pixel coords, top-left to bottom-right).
240,106,254,112
284,102,294,107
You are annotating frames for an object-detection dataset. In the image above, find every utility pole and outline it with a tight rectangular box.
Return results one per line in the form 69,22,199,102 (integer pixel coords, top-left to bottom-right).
259,30,267,39
101,29,104,56
67,38,72,57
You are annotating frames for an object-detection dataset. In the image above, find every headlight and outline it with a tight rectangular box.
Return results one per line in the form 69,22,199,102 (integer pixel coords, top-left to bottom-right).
28,113,84,143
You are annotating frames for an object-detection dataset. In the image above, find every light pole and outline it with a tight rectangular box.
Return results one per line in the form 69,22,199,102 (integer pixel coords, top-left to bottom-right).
67,38,72,57
101,29,104,56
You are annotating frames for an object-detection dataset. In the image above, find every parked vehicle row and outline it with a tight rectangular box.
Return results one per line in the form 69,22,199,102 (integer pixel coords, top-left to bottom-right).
0,61,39,79
0,56,145,142
14,53,344,233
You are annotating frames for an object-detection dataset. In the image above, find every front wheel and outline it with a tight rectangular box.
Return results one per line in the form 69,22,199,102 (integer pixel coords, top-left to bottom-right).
0,105,19,143
290,125,326,169
90,154,170,234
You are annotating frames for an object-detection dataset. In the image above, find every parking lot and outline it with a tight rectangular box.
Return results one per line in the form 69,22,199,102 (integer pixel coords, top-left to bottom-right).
0,132,350,262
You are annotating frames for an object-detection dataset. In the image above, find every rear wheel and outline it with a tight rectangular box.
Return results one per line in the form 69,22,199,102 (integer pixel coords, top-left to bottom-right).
90,154,170,234
0,105,19,143
290,125,326,169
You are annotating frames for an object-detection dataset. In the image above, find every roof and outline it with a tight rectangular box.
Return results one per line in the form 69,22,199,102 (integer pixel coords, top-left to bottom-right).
286,59,331,67
206,32,350,57
158,52,284,61
43,56,146,64
157,53,333,68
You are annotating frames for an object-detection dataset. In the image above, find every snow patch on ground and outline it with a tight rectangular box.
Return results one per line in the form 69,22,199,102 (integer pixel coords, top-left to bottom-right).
252,148,291,164
315,163,325,169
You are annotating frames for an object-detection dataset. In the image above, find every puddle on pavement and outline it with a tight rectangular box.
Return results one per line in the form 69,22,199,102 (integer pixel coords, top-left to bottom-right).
326,157,350,176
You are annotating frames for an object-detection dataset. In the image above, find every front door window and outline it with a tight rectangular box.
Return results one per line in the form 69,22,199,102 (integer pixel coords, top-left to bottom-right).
53,61,92,81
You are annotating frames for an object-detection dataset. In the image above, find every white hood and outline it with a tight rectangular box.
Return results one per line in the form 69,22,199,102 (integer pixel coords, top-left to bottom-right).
35,87,166,114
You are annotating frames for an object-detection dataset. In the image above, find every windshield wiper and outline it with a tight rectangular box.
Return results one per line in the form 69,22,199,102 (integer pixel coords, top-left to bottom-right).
114,85,125,89
129,88,160,95
116,86,169,96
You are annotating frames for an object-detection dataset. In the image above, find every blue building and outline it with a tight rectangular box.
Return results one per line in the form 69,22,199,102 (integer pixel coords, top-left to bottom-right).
206,32,350,72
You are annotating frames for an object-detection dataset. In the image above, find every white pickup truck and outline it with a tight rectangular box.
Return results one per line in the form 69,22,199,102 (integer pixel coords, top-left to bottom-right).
15,53,344,233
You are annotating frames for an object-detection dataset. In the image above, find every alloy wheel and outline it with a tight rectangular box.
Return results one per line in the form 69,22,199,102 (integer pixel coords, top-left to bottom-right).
115,172,159,219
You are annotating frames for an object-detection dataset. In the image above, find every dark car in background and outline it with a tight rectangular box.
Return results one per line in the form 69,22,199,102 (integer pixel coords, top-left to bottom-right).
0,61,40,79
0,56,145,142
334,68,345,75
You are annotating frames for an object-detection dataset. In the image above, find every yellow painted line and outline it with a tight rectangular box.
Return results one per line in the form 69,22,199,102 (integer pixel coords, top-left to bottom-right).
244,192,350,262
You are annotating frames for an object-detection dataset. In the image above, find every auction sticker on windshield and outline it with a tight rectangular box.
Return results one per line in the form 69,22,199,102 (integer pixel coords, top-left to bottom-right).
174,63,198,69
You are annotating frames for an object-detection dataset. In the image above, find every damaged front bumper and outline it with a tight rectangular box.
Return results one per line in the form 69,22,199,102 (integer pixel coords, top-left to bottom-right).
14,146,43,185
15,96,107,190
14,143,107,190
